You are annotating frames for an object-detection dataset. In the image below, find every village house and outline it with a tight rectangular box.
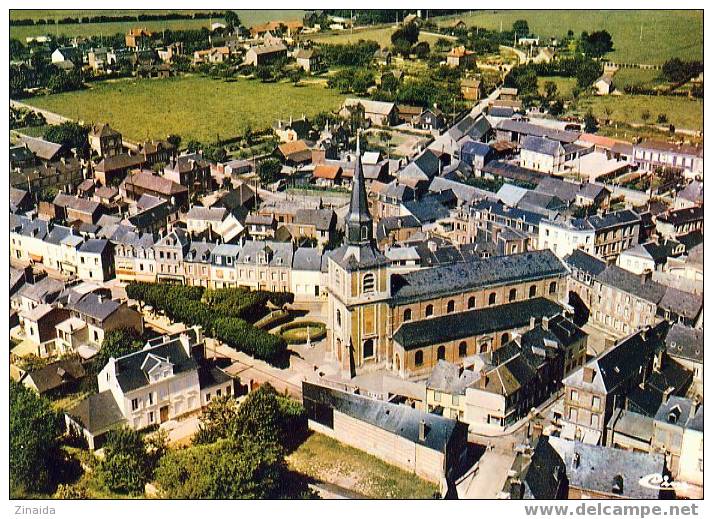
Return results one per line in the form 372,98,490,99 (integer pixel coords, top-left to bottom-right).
183,240,217,288
294,48,322,72
460,77,481,101
162,153,213,194
136,139,176,166
234,240,293,292
120,169,189,209
193,46,232,64
654,206,704,239
593,75,613,95
153,228,189,283
66,327,233,449
77,239,114,281
665,324,702,396
19,135,67,163
632,140,703,178
249,20,304,38
290,247,325,300
616,238,686,275
340,98,398,126
125,27,153,49
288,208,337,248
651,396,703,480
446,46,476,68
12,157,85,193
244,44,288,66
520,135,587,174
111,227,158,283
21,359,86,396
53,193,103,225
89,123,123,158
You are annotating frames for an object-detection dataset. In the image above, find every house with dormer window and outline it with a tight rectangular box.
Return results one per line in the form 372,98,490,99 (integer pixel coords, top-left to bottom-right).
66,327,234,449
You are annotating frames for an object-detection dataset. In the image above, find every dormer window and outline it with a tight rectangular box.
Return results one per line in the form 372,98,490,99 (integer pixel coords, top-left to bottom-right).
362,273,375,294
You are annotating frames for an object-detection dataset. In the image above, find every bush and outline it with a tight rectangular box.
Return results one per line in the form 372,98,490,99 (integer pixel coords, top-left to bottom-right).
278,321,327,344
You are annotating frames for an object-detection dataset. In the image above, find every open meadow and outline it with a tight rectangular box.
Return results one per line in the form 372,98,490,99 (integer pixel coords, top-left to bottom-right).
574,94,703,131
437,10,702,64
24,75,346,143
10,9,305,40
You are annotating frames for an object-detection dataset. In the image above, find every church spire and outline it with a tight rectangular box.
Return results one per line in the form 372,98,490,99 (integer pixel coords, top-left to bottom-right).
345,132,373,245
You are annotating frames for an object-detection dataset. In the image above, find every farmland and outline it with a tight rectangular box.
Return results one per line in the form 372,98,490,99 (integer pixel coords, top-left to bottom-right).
437,10,702,64
10,9,305,40
611,68,664,90
537,76,578,99
573,94,703,131
24,75,345,143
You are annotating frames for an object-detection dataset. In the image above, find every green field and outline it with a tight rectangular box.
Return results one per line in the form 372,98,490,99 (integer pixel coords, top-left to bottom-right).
612,68,664,90
537,76,577,99
287,433,439,499
308,25,442,48
10,10,305,40
438,10,702,64
24,75,346,143
575,94,702,131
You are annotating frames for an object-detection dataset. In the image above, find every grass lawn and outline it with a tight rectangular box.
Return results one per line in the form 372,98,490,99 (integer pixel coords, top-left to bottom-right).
10,10,305,40
308,26,442,48
25,75,346,143
287,432,439,499
612,68,664,90
537,76,578,99
437,10,702,64
574,94,702,131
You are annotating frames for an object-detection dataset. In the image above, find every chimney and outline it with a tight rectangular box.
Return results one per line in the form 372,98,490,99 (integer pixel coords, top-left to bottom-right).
583,366,595,383
612,475,624,495
572,452,580,469
529,316,537,330
418,420,427,441
542,316,550,331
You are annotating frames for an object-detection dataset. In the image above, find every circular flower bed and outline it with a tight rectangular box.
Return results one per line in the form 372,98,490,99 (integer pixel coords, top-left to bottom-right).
278,321,327,344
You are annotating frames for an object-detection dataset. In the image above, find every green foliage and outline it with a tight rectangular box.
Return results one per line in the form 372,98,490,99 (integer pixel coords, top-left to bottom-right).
98,427,155,495
14,353,51,372
44,121,89,156
10,106,46,129
318,41,380,67
579,30,614,58
584,110,598,133
512,19,530,37
126,283,292,364
53,483,89,499
193,395,240,445
224,10,242,30
661,58,703,83
88,328,143,386
391,23,420,46
257,157,283,184
10,380,62,495
327,68,374,95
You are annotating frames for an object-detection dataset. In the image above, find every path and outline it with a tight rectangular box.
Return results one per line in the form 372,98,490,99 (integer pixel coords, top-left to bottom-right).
11,99,72,125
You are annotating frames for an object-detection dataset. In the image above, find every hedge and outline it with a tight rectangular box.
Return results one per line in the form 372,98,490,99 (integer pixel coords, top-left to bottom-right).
126,282,291,364
278,321,327,345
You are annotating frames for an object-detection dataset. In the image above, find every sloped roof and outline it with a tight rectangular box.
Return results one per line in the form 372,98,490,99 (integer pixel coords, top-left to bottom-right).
67,390,126,434
20,136,63,161
25,359,86,394
114,340,196,393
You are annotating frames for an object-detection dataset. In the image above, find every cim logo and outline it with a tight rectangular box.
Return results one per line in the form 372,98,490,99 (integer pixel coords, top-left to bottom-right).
638,473,689,491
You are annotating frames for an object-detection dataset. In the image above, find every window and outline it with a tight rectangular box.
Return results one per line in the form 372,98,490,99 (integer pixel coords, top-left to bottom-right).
425,304,434,317
415,350,424,366
509,288,517,302
529,285,537,298
131,398,139,411
488,292,497,305
336,309,341,327
433,391,441,402
501,333,510,344
403,308,412,322
592,396,601,410
447,300,455,313
217,389,222,396
570,390,579,402
362,273,375,294
467,296,476,309
549,281,558,294
452,395,460,406
363,339,374,359
591,414,599,428
206,393,211,402
437,346,446,360
148,411,154,423
569,407,578,421
458,341,467,357
148,393,154,405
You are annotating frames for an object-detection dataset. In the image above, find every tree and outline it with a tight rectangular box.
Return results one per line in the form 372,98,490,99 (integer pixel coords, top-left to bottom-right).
584,110,598,133
91,328,142,374
233,384,283,446
549,99,564,117
289,67,304,86
412,41,430,60
257,157,283,185
512,20,530,38
657,113,668,124
167,134,182,149
193,395,240,444
641,109,651,124
44,121,89,157
602,106,613,123
580,30,613,58
255,65,274,82
543,80,558,100
224,10,241,31
381,72,399,94
10,381,62,495
98,428,154,495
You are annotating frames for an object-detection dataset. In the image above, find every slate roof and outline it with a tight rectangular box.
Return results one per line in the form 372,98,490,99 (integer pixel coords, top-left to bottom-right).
391,249,567,303
548,436,665,499
564,322,669,394
666,324,702,364
658,286,703,321
238,240,293,267
534,176,580,203
19,135,63,161
67,390,126,434
186,206,227,222
294,208,336,231
292,247,323,271
393,297,563,350
481,160,549,185
184,240,217,262
657,206,704,226
496,120,580,143
497,183,528,206
302,382,467,454
654,396,701,429
69,292,121,321
24,359,86,394
197,363,232,390
95,153,144,172
402,198,450,224
521,135,562,156
426,360,480,395
54,193,101,215
114,340,197,393
123,170,188,196
375,215,421,241
564,249,607,276
607,408,654,442
343,98,395,116
470,199,544,228
518,435,568,499
329,243,389,271
79,238,110,255
677,180,703,204
16,276,64,304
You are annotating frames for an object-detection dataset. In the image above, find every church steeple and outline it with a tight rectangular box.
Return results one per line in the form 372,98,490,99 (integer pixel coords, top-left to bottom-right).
345,134,373,245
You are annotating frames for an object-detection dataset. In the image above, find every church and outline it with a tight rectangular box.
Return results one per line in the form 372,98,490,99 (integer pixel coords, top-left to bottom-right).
326,140,571,380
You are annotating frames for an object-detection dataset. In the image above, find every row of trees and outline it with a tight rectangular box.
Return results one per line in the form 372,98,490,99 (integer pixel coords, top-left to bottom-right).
319,41,380,68
126,283,293,364
10,106,46,129
11,11,224,26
